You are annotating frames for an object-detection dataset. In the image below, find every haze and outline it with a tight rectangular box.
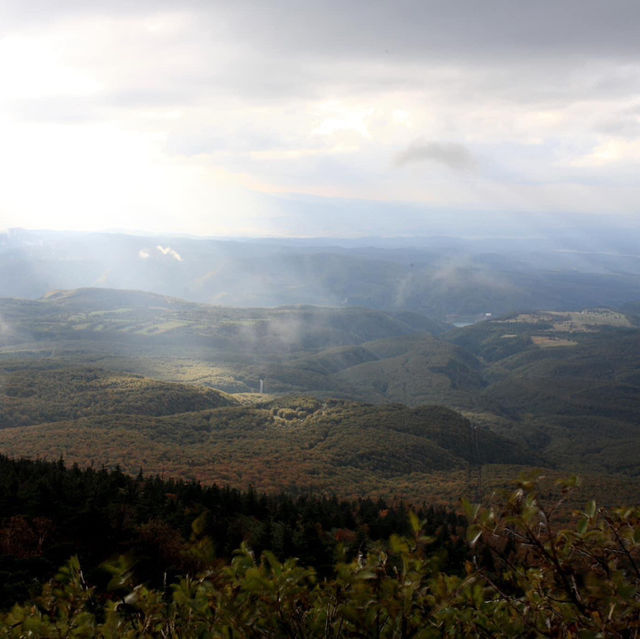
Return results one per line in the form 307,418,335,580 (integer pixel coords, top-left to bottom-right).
1,1,640,238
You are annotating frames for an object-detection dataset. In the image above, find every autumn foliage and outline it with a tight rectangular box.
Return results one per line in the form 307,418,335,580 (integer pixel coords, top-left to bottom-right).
1,467,639,637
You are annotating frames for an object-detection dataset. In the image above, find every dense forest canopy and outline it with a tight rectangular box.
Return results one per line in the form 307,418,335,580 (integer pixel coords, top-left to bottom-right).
1,289,640,498
1,456,639,637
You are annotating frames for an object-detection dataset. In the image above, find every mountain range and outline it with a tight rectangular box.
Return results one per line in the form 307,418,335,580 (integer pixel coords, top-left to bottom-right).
1,286,639,504
4,228,640,322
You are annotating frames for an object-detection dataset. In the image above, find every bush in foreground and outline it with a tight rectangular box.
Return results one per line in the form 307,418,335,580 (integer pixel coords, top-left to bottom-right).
1,476,639,638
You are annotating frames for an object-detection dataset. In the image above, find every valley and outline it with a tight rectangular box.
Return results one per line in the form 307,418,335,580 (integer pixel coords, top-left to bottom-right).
1,287,639,506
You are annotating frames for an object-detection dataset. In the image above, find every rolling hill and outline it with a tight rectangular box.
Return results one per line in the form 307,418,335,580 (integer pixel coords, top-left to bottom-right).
1,288,640,492
0,367,532,500
4,228,640,322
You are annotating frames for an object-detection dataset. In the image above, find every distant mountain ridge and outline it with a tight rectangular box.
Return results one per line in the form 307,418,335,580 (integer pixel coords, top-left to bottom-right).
4,229,640,320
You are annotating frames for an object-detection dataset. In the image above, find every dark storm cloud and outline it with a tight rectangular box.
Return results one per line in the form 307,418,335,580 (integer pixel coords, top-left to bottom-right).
89,3,640,109
395,142,476,170
3,0,640,60
3,0,638,111
220,0,640,61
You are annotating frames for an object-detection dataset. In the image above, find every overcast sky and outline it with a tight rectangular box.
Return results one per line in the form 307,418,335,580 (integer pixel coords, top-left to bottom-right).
1,0,639,237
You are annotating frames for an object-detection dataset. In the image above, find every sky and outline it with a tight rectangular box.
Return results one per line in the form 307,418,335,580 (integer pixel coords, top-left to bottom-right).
1,0,640,237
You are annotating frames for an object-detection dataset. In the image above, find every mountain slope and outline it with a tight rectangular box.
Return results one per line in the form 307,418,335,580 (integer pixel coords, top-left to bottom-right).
0,390,533,497
0,367,235,429
5,228,640,321
3,289,640,481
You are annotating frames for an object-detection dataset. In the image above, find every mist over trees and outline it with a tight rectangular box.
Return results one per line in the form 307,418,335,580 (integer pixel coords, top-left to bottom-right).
3,226,640,321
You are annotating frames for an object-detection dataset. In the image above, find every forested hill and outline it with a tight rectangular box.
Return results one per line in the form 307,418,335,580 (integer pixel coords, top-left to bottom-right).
0,454,465,609
0,287,446,354
2,289,640,485
4,229,640,321
0,368,533,498
2,455,640,637
0,367,234,428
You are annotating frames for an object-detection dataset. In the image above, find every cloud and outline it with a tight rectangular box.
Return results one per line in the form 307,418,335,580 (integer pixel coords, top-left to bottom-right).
156,245,183,261
395,141,477,170
2,1,640,235
8,1,636,61
597,105,640,138
139,249,150,259
570,139,640,168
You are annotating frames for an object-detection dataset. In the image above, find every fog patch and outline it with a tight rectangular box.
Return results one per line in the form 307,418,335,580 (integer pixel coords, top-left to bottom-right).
431,259,515,292
156,246,183,262
392,270,418,308
0,315,15,393
0,313,13,340
93,270,111,286
233,315,306,354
